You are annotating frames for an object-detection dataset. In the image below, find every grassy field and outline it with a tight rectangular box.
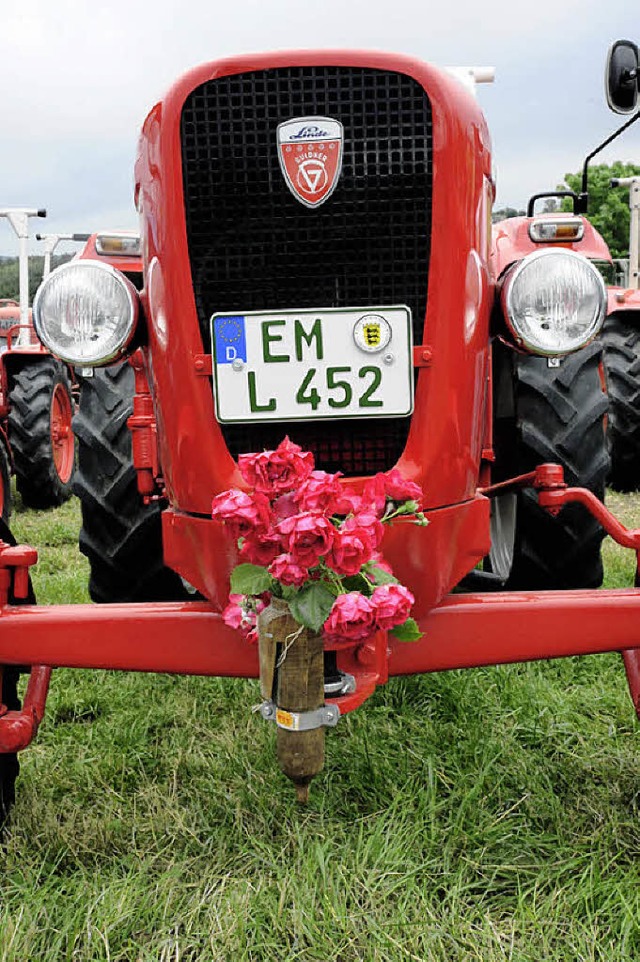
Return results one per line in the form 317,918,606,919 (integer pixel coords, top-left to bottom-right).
0,492,638,961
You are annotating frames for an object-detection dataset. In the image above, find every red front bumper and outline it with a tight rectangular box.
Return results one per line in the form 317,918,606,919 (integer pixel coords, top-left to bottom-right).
1,465,639,752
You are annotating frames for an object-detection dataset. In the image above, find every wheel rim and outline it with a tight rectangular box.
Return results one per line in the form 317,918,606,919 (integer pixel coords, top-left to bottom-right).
487,493,517,582
50,383,74,483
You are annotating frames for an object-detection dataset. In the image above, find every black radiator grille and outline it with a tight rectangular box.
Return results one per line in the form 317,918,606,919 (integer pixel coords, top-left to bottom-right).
180,65,432,474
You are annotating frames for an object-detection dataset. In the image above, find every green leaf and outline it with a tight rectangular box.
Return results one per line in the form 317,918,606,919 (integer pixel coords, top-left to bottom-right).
341,573,371,594
280,585,299,602
395,499,419,516
364,563,398,586
230,563,273,596
289,582,335,633
389,617,422,643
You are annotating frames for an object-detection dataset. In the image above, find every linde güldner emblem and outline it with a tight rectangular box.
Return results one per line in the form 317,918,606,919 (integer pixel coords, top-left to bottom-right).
277,116,344,208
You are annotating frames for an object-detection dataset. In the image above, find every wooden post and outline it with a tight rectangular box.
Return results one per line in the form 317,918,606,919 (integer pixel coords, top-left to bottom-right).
258,601,325,803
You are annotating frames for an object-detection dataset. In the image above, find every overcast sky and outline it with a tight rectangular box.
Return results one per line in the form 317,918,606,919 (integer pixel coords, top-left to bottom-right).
1,0,639,256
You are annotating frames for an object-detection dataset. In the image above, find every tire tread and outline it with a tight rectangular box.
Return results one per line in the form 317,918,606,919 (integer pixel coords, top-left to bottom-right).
73,364,189,603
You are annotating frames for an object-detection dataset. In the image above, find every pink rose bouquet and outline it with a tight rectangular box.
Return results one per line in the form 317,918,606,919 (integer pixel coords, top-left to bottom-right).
212,437,427,646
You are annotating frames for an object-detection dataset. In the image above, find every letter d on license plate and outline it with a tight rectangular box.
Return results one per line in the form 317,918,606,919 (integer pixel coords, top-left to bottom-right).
211,306,413,423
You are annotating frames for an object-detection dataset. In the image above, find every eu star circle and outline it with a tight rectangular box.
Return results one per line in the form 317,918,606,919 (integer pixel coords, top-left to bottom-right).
218,316,244,345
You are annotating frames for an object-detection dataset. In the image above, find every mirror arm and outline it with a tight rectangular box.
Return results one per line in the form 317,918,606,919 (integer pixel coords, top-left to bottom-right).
578,110,640,213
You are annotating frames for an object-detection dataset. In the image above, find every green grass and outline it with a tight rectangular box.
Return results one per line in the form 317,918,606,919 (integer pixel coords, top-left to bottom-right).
1,491,638,961
601,491,640,588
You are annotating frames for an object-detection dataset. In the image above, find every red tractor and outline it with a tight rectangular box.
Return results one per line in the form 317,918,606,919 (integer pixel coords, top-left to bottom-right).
0,210,77,519
494,38,640,497
63,231,152,602
1,42,639,813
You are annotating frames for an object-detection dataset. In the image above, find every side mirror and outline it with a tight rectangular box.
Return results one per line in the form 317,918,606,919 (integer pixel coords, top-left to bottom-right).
606,39,639,114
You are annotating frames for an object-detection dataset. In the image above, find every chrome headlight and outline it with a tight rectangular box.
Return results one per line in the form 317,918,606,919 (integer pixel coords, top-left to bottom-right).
501,249,606,356
33,260,139,366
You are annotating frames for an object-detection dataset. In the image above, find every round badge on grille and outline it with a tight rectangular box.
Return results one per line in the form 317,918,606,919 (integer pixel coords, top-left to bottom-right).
353,314,392,353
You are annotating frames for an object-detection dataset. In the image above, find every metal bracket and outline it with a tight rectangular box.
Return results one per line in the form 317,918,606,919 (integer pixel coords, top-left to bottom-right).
412,345,433,367
259,700,340,731
194,354,214,376
324,671,356,697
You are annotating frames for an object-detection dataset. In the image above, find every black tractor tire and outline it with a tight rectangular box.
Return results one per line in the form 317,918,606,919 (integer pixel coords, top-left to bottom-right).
72,363,190,603
601,314,640,492
492,341,610,590
0,438,11,523
8,358,75,509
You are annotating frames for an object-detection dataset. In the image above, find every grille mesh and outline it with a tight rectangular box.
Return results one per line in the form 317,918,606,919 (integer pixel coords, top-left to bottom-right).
180,65,432,474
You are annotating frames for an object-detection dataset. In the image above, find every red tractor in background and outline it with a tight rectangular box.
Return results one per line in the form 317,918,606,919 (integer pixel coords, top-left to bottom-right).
493,42,640,500
0,41,639,813
31,229,144,588
481,207,611,592
59,230,162,604
0,210,78,519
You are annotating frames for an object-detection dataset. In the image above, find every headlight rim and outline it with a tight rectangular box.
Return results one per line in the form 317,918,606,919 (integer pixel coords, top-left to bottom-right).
501,247,607,357
33,258,140,367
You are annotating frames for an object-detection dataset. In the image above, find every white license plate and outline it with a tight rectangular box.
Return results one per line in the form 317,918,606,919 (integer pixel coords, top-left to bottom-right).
211,306,413,423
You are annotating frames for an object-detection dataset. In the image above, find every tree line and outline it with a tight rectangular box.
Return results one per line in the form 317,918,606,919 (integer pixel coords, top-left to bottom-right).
0,254,72,302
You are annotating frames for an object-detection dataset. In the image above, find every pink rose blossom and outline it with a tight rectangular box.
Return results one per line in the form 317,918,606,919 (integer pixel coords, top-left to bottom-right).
343,512,385,549
360,474,388,516
278,512,335,568
327,527,375,576
369,552,394,576
238,436,314,496
222,594,246,630
371,584,414,630
211,489,271,540
295,470,356,515
381,469,423,506
323,592,376,646
268,553,309,587
222,594,267,643
272,491,299,522
239,531,283,566
337,490,362,514
361,471,423,515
